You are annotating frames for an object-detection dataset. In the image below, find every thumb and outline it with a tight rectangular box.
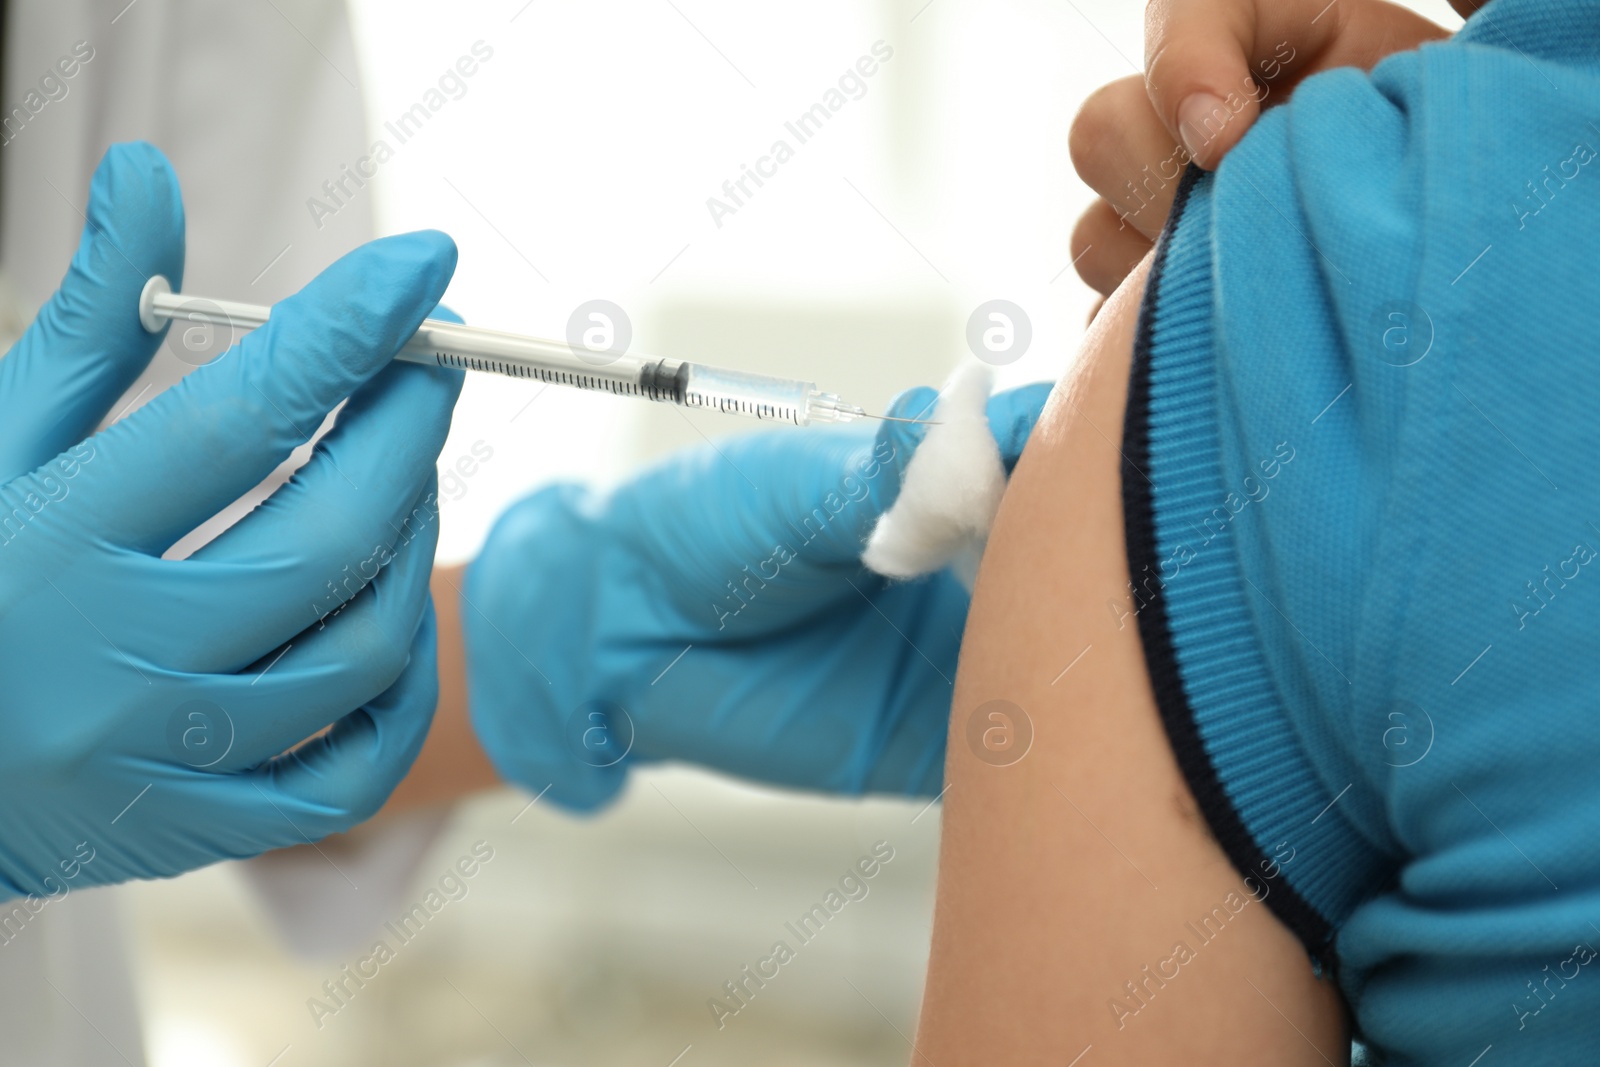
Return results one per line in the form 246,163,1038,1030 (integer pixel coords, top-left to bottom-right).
1144,0,1266,170
1144,0,1452,171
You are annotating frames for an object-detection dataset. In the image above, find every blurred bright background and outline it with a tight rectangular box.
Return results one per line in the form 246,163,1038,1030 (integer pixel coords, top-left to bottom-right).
118,1,1461,1065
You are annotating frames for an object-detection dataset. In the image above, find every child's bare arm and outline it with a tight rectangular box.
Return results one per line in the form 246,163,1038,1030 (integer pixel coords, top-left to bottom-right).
916,255,1346,1065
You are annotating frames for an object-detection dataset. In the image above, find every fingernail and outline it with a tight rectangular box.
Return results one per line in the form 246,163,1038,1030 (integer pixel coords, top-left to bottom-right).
1177,92,1229,167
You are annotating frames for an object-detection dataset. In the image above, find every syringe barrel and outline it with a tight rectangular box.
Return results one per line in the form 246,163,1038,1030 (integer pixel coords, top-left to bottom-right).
677,363,816,425
397,319,651,397
139,276,834,425
400,336,816,425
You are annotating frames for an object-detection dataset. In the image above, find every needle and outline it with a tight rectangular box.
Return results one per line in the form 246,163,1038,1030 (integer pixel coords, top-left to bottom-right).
863,413,942,425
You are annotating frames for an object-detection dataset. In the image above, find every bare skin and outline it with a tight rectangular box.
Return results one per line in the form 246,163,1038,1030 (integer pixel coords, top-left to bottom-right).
915,255,1348,1065
378,565,499,814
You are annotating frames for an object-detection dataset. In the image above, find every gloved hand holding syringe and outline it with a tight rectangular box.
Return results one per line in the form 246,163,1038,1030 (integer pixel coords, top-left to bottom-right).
139,276,924,427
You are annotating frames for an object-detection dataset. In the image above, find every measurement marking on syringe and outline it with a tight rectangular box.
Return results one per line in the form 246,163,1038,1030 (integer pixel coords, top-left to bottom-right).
684,391,801,424
430,352,646,396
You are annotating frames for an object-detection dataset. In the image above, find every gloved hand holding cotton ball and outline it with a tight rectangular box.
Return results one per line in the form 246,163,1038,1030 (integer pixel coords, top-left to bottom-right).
463,359,1050,810
865,361,1047,589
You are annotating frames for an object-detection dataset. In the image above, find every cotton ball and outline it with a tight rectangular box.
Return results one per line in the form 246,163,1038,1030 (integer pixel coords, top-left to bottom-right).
862,360,1005,585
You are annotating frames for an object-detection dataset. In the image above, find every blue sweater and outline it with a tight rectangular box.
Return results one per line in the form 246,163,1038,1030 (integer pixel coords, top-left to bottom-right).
1125,0,1600,1061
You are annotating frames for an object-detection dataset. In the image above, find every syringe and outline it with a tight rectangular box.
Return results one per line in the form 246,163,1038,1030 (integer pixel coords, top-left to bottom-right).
137,275,872,426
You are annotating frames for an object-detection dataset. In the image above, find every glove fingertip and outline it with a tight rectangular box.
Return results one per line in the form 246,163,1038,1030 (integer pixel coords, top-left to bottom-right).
254,230,460,407
986,381,1052,471
356,231,458,314
414,227,460,276
87,141,184,273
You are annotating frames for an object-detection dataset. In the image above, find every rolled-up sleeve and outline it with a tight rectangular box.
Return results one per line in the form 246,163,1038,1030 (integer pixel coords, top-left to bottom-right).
1122,2,1600,1061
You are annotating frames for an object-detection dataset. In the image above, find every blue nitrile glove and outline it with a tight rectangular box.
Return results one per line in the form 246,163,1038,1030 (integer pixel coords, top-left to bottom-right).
0,142,465,900
463,382,1049,811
